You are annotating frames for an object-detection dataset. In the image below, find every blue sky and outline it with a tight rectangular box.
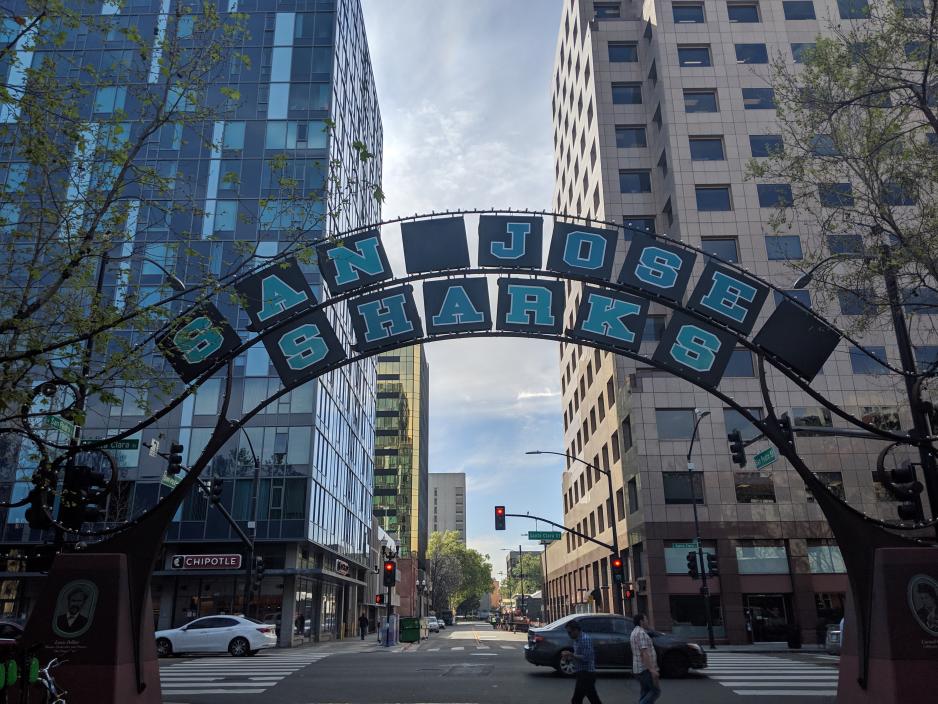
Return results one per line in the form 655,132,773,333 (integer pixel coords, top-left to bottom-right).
360,0,566,571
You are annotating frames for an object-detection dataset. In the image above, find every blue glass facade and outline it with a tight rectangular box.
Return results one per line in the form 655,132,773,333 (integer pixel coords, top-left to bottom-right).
0,0,381,641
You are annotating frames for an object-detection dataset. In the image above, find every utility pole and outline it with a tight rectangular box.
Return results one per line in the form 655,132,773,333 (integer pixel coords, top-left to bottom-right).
688,409,716,650
518,544,525,616
241,430,261,617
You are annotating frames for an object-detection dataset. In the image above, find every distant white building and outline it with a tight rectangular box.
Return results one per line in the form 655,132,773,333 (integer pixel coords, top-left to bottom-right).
429,473,466,543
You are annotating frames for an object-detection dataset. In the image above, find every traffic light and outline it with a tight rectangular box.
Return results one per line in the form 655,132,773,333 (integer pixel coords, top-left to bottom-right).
167,443,184,476
494,505,506,530
610,555,625,584
623,586,635,600
686,551,700,580
253,556,265,590
778,413,794,445
383,560,396,587
375,594,385,605
727,429,746,467
210,478,224,505
889,462,925,522
706,553,719,577
57,465,107,529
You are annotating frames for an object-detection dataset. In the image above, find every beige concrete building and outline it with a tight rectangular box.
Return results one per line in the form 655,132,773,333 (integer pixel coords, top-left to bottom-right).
428,472,467,543
546,0,930,645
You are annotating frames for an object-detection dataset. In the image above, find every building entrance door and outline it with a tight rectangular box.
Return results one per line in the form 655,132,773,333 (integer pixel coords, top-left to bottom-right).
744,594,791,642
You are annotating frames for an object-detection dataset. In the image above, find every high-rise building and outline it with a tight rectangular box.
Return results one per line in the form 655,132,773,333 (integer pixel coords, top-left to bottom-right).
0,0,381,645
546,0,918,644
428,472,466,543
373,346,430,560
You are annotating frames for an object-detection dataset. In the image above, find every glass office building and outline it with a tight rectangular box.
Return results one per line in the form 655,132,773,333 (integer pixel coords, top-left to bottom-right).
0,0,382,645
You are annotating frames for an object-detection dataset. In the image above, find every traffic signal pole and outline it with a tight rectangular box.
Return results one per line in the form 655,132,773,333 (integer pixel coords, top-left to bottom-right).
687,410,716,650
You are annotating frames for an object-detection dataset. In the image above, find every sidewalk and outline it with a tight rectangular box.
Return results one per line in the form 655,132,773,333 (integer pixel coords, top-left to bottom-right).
284,635,416,654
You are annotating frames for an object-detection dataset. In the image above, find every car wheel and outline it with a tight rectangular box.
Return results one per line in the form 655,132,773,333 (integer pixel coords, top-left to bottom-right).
228,637,250,657
156,638,173,658
554,651,576,677
661,651,690,679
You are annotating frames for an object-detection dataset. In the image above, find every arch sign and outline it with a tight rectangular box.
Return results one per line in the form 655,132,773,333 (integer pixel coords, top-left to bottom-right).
156,214,842,393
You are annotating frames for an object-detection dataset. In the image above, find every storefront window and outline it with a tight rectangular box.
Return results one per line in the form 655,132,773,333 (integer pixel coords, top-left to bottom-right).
668,595,724,638
736,543,789,573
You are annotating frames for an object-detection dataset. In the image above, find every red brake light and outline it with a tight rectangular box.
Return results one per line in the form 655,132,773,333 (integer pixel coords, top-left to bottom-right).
533,635,545,643
257,627,272,633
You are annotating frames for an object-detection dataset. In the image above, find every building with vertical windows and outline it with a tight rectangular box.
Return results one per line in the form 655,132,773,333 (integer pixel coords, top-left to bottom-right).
373,346,430,561
546,0,924,645
0,0,381,645
428,472,466,544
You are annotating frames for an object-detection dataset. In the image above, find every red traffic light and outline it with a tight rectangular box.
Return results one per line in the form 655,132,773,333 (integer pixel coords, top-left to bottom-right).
495,506,504,515
384,561,394,571
375,594,384,604
611,557,623,568
624,589,634,600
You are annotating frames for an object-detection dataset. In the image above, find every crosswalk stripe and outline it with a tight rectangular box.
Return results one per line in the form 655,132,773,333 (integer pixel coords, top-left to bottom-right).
731,690,836,697
451,646,464,651
701,655,839,698
160,650,331,695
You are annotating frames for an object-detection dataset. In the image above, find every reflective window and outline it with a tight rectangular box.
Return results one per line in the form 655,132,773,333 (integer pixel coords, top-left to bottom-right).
783,1,816,19
684,89,718,112
672,3,705,22
655,409,695,440
609,42,638,62
898,0,926,17
827,234,864,254
806,473,846,503
615,126,647,148
663,472,704,504
811,134,839,156
757,184,794,207
765,235,803,260
735,43,768,64
619,170,652,193
750,134,783,157
774,289,812,308
724,407,763,441
624,216,656,235
837,0,869,19
742,88,775,109
643,315,666,341
689,137,725,160
222,122,245,150
915,345,938,369
612,83,643,104
724,350,755,378
883,182,915,206
735,543,788,572
735,474,777,504
665,542,716,573
678,45,712,67
791,406,833,435
838,289,875,315
819,183,854,207
696,186,732,211
849,346,888,374
702,237,739,261
808,542,846,573
727,3,760,22
791,43,816,63
594,2,621,18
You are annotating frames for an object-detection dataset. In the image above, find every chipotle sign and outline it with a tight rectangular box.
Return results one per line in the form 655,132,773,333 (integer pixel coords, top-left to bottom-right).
171,554,243,570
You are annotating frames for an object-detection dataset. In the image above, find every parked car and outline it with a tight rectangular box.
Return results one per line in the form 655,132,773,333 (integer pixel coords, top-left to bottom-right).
524,614,707,678
155,615,277,657
825,618,844,655
427,617,440,633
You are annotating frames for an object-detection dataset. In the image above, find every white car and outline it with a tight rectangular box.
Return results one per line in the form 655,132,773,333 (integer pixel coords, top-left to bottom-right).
427,617,440,633
156,615,277,657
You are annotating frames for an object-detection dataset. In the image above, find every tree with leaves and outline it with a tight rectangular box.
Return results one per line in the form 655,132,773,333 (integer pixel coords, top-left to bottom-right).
751,0,938,333
501,551,544,600
426,531,493,615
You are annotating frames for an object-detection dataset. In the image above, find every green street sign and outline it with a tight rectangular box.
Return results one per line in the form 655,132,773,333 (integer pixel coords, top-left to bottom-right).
754,447,778,470
102,438,140,451
671,541,699,550
160,472,181,489
527,531,562,541
43,415,75,436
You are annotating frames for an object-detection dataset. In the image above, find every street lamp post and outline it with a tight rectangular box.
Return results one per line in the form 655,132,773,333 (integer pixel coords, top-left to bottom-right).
526,450,623,615
240,429,261,617
687,409,716,650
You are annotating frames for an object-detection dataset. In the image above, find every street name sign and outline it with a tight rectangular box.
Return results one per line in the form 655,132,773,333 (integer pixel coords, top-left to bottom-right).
160,472,180,490
672,541,699,549
101,438,140,451
528,531,562,541
754,447,778,470
43,415,75,436
171,554,242,570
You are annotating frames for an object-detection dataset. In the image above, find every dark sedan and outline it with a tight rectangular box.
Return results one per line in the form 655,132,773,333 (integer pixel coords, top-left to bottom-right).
524,613,707,678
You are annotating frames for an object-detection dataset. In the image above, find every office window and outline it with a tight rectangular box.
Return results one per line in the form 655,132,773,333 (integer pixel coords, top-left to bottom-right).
810,134,839,156
724,407,763,441
684,89,718,112
672,3,705,22
619,170,652,193
616,126,647,148
757,184,794,208
655,409,695,440
734,473,777,504
783,1,816,20
819,183,854,207
663,472,704,504
750,134,783,157
678,45,712,67
735,43,769,64
840,290,876,317
837,0,869,19
696,186,732,212
624,216,656,234
612,83,643,105
883,182,916,206
609,42,638,62
765,235,803,260
735,543,788,572
808,541,846,572
702,237,739,262
724,349,755,377
727,2,760,22
594,2,621,18
643,315,666,341
627,478,639,513
742,88,775,109
622,416,633,451
827,234,864,255
898,0,926,18
792,406,833,434
774,289,812,308
849,346,888,374
689,137,725,161
791,43,816,63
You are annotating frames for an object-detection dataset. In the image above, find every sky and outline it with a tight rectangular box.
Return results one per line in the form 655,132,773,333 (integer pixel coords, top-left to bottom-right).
360,0,566,574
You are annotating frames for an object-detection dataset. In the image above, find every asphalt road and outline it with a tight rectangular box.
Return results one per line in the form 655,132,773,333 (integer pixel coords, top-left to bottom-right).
160,622,840,704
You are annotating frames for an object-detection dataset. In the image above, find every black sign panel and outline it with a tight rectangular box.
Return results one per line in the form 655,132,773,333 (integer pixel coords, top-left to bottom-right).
618,233,697,304
348,284,424,353
495,278,565,335
753,298,840,381
423,278,492,336
401,217,471,274
156,303,242,384
686,261,770,335
477,215,543,269
316,230,393,295
233,256,316,331
263,308,346,387
569,287,649,354
652,312,737,388
546,221,619,281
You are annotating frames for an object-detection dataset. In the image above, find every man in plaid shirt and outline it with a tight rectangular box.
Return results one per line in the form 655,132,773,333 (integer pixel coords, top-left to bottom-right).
630,613,660,703
561,620,603,704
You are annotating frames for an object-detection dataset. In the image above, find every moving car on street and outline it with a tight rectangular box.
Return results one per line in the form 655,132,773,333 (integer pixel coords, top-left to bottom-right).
155,615,277,657
524,613,707,678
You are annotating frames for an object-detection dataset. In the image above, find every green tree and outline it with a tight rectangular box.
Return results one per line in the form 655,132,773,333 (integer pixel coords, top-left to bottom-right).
751,1,938,332
426,531,493,614
501,552,543,599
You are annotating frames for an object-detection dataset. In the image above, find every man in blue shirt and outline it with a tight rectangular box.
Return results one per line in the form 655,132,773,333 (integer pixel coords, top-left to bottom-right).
561,620,603,704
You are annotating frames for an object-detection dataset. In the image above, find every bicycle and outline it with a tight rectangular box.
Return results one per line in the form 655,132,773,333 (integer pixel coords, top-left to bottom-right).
36,658,67,704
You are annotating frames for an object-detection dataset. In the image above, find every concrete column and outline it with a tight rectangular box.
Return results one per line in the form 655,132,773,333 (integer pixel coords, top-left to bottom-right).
278,574,297,648
157,580,175,630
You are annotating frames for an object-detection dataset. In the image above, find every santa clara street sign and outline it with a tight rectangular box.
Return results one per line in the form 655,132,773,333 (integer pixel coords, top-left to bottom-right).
528,531,562,541
171,554,242,570
754,447,779,469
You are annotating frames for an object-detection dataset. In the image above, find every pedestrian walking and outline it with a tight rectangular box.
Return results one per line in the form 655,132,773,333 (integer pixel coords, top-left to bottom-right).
359,612,369,640
630,613,660,704
560,619,602,704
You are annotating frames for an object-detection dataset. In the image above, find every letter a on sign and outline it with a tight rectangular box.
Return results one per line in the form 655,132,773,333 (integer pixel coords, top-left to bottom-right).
422,278,492,335
156,303,242,383
234,256,316,331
